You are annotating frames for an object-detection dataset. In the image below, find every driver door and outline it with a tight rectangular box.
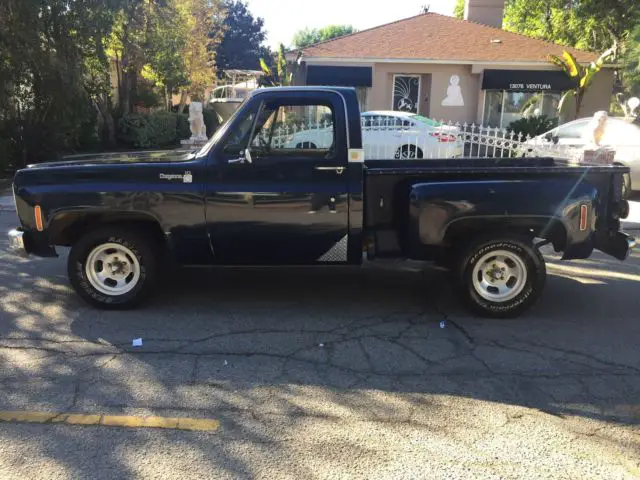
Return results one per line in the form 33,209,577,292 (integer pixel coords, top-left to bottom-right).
205,92,350,265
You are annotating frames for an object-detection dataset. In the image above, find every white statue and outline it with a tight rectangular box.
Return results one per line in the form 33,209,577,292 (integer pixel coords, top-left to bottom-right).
441,75,465,107
582,111,608,147
188,102,207,141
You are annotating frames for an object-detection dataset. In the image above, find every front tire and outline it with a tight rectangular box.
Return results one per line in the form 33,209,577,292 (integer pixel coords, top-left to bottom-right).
455,235,546,318
68,227,159,309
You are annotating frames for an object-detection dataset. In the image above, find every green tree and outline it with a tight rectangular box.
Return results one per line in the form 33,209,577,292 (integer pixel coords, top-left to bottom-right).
144,0,227,112
292,25,357,48
503,0,640,54
622,25,640,97
577,0,640,57
141,7,189,110
105,0,179,114
213,0,268,74
503,1,586,49
454,0,465,19
0,0,123,166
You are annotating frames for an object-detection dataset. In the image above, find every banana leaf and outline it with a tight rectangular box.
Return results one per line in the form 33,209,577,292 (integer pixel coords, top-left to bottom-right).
558,90,575,114
259,58,273,78
561,51,580,77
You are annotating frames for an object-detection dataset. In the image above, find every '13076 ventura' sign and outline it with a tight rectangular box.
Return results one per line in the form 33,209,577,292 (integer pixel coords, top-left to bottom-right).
509,83,552,90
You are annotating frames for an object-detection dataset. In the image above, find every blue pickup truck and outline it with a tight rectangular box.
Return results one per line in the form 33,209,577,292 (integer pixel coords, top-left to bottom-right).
7,87,635,317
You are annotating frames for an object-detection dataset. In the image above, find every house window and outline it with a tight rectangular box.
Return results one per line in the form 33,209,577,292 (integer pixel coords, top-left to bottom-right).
356,87,369,113
392,75,420,113
482,90,561,129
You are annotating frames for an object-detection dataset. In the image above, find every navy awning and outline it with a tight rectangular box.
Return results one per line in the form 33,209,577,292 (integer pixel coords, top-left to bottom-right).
482,69,577,92
306,65,373,87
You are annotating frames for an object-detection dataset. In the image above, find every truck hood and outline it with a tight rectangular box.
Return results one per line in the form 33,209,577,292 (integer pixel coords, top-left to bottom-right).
26,149,196,169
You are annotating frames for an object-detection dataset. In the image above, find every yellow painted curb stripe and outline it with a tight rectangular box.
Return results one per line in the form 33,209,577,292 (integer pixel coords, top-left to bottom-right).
0,411,220,432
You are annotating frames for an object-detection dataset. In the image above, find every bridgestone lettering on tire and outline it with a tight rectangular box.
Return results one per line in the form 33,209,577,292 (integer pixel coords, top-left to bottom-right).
456,235,546,318
68,227,158,309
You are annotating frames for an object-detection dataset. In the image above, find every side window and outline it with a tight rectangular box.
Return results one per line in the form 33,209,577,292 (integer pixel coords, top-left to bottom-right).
222,110,257,155
369,115,396,130
557,120,588,139
248,103,336,158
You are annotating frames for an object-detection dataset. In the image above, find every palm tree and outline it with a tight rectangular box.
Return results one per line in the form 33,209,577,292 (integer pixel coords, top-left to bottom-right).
259,44,301,87
548,48,615,117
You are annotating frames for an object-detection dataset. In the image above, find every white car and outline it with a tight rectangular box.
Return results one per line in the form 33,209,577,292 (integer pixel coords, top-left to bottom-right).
286,111,464,160
530,116,640,193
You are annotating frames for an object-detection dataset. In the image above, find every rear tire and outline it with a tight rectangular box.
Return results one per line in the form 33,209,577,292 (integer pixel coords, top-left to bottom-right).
455,235,546,318
68,227,159,309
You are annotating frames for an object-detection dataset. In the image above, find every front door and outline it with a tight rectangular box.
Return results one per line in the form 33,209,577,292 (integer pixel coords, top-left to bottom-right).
205,92,350,265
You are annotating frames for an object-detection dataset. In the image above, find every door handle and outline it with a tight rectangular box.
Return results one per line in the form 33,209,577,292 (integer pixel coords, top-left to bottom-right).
315,166,345,175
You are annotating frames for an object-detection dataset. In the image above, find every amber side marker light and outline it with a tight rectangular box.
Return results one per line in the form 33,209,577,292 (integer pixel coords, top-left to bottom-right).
34,205,44,232
579,205,588,232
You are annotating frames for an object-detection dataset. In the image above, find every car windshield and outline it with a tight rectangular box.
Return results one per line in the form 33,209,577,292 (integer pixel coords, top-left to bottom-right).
410,115,442,127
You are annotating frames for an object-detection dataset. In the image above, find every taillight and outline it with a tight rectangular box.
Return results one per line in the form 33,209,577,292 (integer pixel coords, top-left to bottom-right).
34,205,44,232
429,132,457,143
579,204,588,231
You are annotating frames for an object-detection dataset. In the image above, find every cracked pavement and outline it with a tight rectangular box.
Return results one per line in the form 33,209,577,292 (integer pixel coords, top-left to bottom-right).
1,196,640,479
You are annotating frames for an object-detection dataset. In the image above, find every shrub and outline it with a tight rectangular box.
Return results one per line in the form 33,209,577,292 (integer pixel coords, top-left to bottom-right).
148,111,178,147
507,115,559,138
118,111,186,148
118,113,153,148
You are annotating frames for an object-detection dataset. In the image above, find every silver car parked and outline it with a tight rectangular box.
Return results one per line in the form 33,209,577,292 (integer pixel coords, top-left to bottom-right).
532,116,640,194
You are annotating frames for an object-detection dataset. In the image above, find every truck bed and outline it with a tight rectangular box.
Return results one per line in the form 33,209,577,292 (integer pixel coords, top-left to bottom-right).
363,156,629,260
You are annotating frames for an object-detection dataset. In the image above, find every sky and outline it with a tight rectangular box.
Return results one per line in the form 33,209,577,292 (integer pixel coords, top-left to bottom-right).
244,0,457,48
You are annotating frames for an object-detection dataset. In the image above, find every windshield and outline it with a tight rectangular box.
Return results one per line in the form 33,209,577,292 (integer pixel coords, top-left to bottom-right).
410,115,442,127
195,97,249,158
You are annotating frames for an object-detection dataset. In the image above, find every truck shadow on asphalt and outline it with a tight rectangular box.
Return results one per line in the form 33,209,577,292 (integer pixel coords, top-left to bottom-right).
1,248,640,478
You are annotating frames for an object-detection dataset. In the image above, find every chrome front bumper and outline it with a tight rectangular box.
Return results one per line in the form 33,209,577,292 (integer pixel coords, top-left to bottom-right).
7,229,28,257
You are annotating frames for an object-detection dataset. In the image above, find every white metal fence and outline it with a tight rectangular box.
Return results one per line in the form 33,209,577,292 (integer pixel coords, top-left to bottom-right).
261,116,631,164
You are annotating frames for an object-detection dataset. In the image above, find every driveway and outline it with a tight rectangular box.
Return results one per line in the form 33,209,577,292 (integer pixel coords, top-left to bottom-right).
0,190,639,479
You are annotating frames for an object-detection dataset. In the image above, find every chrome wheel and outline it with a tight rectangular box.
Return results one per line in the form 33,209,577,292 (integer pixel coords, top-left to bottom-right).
471,250,527,303
85,243,141,296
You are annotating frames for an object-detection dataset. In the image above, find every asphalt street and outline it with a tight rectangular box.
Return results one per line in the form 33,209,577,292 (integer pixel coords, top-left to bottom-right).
0,189,639,479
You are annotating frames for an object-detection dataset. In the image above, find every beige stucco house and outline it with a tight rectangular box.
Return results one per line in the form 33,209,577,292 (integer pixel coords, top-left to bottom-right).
291,0,613,128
